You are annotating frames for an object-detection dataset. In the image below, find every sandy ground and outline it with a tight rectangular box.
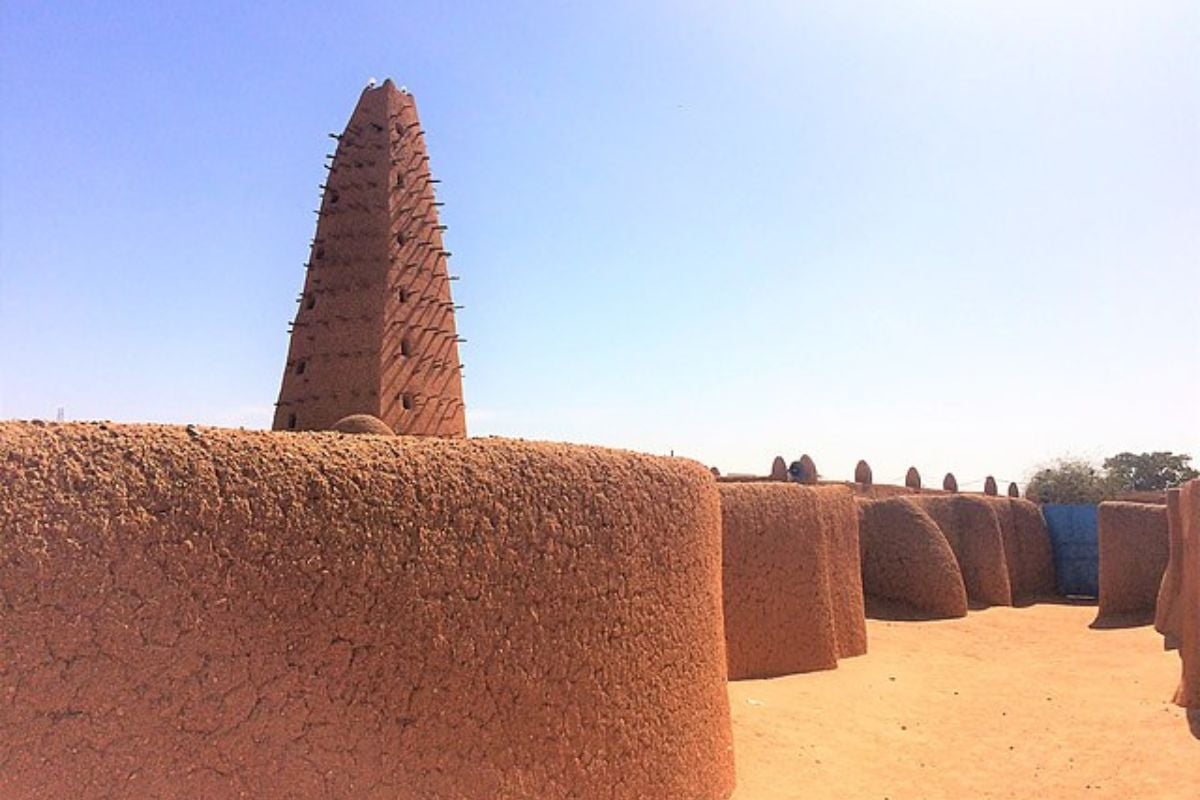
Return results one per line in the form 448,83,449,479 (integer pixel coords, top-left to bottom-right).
729,603,1198,800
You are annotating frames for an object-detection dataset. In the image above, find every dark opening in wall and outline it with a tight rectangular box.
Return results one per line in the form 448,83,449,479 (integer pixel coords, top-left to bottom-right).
287,413,297,429
401,393,414,410
396,232,406,247
295,360,307,376
398,288,411,303
395,173,404,188
395,122,404,135
315,247,325,260
304,294,316,310
329,190,339,205
400,338,412,357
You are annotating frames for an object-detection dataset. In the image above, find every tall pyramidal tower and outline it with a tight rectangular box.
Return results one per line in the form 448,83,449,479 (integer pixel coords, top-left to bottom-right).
273,80,466,436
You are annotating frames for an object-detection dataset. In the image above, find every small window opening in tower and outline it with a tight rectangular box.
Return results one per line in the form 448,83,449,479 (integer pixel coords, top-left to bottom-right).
329,190,339,205
396,232,406,247
395,122,404,136
395,173,404,188
401,393,414,410
315,247,325,260
287,413,297,429
295,360,307,376
304,294,316,310
400,338,413,357
398,288,411,303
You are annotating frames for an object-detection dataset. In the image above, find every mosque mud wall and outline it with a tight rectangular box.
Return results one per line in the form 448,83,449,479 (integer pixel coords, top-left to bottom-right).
1156,489,1184,641
982,497,1056,604
909,495,1013,607
1006,498,1058,601
985,496,1021,599
828,491,868,659
1173,480,1199,709
0,422,735,800
1096,501,1169,620
718,484,865,680
857,497,968,618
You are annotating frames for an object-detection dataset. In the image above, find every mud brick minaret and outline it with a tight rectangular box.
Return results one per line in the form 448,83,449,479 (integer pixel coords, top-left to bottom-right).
273,80,466,436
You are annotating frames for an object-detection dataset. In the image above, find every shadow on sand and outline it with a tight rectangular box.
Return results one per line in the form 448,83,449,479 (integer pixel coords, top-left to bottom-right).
864,597,961,622
864,595,1101,622
1088,610,1156,630
1188,709,1200,740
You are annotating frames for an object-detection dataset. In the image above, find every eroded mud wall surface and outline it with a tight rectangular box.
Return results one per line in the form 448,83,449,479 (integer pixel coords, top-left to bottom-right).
719,484,865,680
1156,488,1184,640
0,422,735,800
985,498,1056,603
910,496,1012,607
985,497,1021,597
1097,501,1169,619
857,497,968,618
1174,480,1199,708
825,490,867,659
1008,499,1058,600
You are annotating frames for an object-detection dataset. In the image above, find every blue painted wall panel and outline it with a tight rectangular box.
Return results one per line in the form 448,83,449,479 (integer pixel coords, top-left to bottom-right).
1042,504,1099,598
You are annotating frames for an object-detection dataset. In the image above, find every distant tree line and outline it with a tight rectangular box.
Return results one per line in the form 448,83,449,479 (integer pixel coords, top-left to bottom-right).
1025,451,1198,504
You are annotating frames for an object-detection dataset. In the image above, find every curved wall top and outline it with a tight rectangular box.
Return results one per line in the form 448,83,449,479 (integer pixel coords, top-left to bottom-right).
854,460,873,485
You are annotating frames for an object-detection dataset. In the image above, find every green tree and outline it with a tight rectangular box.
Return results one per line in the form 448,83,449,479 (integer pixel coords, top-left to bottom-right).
1103,451,1199,492
1025,459,1110,504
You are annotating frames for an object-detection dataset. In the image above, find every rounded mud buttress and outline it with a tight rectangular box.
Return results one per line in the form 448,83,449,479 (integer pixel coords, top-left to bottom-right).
1097,501,1169,620
0,422,736,800
857,497,968,618
719,483,866,680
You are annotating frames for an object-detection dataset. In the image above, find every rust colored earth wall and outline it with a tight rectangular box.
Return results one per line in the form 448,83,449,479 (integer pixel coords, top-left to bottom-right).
985,497,1020,597
844,482,951,500
981,497,1056,604
857,497,968,618
1097,501,1169,619
273,80,466,437
1007,498,1058,600
0,423,735,800
1156,489,1184,640
1173,480,1200,708
718,484,866,680
826,490,868,659
910,495,1013,607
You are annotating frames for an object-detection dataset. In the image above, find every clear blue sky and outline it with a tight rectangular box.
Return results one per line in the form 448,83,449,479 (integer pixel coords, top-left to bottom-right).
2,1,1197,488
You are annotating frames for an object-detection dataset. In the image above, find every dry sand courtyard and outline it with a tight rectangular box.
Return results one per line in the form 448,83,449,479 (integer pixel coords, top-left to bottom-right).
729,603,1197,800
